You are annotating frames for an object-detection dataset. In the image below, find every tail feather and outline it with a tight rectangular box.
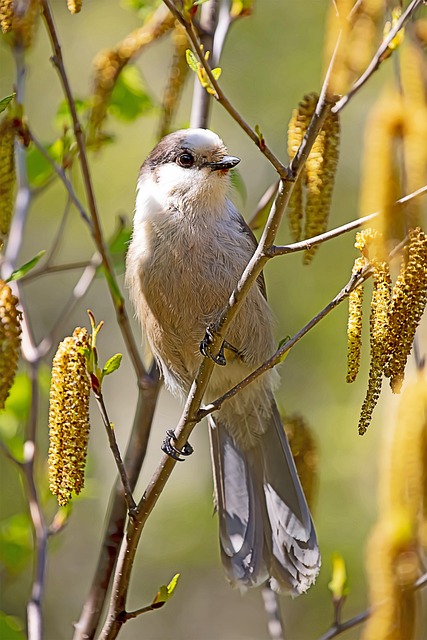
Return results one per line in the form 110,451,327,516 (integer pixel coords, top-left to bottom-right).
209,403,320,595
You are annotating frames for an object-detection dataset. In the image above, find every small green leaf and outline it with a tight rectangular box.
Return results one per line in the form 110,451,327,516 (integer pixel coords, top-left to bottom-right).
152,573,180,607
186,49,199,73
0,93,15,115
102,353,122,377
109,66,153,122
211,67,222,81
6,250,46,282
277,336,291,362
328,553,349,601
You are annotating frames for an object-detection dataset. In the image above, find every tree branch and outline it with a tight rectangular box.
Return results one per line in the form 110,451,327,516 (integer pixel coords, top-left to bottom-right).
93,391,137,515
268,184,427,257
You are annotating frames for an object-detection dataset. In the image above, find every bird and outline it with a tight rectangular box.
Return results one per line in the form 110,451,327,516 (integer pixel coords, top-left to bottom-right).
125,127,320,595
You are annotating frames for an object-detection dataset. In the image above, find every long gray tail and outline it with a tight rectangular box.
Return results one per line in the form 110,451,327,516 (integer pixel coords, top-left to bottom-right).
208,402,320,595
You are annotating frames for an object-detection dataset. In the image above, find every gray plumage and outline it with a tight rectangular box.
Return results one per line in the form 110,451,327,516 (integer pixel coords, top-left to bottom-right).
126,128,320,594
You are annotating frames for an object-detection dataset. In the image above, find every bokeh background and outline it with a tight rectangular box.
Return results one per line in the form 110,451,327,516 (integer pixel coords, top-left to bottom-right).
1,1,426,639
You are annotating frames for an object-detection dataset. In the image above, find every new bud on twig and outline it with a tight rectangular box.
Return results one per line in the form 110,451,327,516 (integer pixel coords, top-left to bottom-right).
0,279,21,410
67,0,82,15
48,328,91,506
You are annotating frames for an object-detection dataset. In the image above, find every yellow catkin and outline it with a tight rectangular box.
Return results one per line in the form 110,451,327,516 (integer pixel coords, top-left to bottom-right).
346,256,365,383
282,413,318,512
48,328,91,506
400,41,427,228
0,116,16,242
346,0,384,78
362,513,417,640
358,260,392,435
158,23,189,139
88,4,175,142
323,0,384,98
3,0,39,49
303,108,340,263
67,0,82,14
287,93,318,242
359,90,404,242
0,0,13,33
363,375,427,640
0,280,21,410
384,228,427,393
323,0,354,97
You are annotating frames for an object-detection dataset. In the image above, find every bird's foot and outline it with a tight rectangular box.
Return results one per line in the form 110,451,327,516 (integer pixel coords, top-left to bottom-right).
161,429,194,462
200,324,227,366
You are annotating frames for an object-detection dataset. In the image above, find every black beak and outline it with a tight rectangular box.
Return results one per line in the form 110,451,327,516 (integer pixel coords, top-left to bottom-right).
206,155,240,171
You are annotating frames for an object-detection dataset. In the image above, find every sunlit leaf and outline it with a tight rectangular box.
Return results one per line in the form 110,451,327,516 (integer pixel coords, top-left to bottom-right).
102,354,122,377
151,573,180,607
7,250,46,282
185,49,199,73
109,66,153,122
0,93,15,115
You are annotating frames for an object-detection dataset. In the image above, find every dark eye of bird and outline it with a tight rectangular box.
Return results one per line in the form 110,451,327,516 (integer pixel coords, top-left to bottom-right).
177,152,195,168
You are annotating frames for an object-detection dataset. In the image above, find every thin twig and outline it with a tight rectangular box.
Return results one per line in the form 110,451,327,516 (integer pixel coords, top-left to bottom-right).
28,131,91,225
190,0,220,128
40,0,147,385
93,391,137,515
162,0,289,178
268,184,427,257
73,367,160,640
23,260,94,282
316,570,427,640
199,235,411,419
333,0,424,114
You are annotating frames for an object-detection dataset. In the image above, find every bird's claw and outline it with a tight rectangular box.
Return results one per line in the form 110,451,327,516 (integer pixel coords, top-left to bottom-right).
200,325,227,366
161,429,194,462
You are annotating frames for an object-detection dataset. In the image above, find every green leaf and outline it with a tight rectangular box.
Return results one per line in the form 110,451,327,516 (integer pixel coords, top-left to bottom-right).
109,66,153,122
6,250,46,282
211,67,222,81
0,93,15,115
102,354,122,377
185,49,199,73
152,573,180,607
0,612,26,640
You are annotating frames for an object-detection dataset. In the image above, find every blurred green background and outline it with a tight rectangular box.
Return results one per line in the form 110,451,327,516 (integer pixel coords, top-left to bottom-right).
1,1,426,639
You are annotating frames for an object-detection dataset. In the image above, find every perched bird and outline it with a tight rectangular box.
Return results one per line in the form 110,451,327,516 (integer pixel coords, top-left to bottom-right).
126,128,320,594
